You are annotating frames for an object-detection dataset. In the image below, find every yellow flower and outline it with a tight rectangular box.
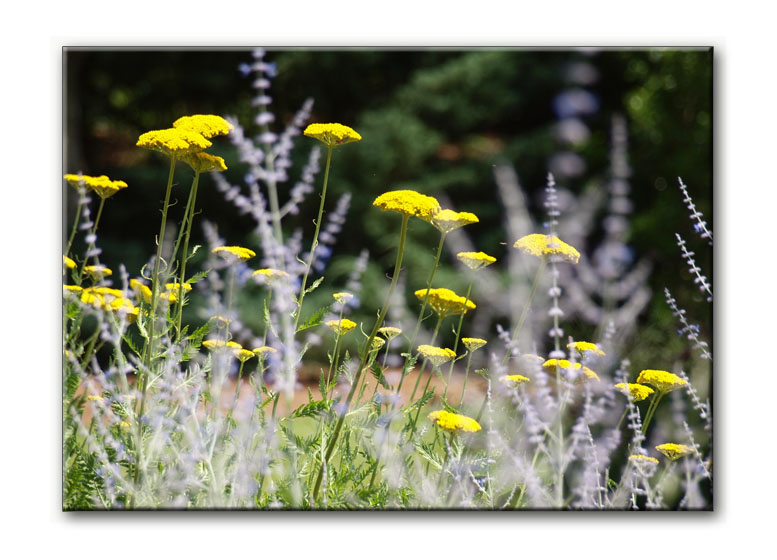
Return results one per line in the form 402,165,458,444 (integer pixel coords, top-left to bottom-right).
655,443,694,461
303,123,362,147
457,251,497,271
372,190,441,221
212,246,256,262
542,359,599,382
63,285,83,295
428,410,481,433
106,297,139,322
635,369,688,393
251,346,278,356
165,282,193,293
90,287,124,300
567,341,605,356
120,421,131,430
202,339,227,351
414,288,476,318
614,383,655,402
378,326,403,341
370,337,386,351
87,395,104,403
462,337,487,352
326,319,357,336
431,209,479,234
84,265,112,279
172,114,233,138
500,374,531,386
332,292,354,305
64,174,128,199
137,127,213,156
130,279,152,304
253,268,290,283
628,454,659,465
181,151,228,173
417,345,456,368
63,255,76,270
513,234,580,264
80,290,106,308
231,345,255,362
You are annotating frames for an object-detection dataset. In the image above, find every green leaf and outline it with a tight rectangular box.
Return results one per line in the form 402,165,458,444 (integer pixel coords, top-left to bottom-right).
304,276,325,295
291,399,330,419
296,304,331,333
185,268,209,285
475,368,489,378
370,361,390,390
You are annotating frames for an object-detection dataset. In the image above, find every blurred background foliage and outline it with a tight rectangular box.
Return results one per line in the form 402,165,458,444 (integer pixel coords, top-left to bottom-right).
64,47,712,373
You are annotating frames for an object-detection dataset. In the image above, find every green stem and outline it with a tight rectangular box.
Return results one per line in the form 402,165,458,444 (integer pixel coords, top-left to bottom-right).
174,169,201,341
502,257,546,365
312,214,410,503
458,351,474,409
65,193,84,261
641,391,665,435
294,144,333,332
443,282,472,403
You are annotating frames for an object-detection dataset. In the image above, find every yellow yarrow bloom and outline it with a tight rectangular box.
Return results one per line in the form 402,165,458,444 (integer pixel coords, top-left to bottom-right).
614,383,655,402
181,151,228,173
513,234,580,264
370,337,386,351
231,345,255,362
172,114,233,139
165,282,192,293
636,369,688,393
462,338,487,352
500,374,531,386
655,443,694,461
90,287,124,300
202,339,227,351
87,395,104,403
567,341,605,356
63,285,83,295
428,410,482,433
332,292,354,305
457,251,497,271
212,246,256,262
84,265,112,279
64,174,128,199
326,318,357,336
431,209,479,234
629,454,659,465
252,346,278,356
417,345,456,368
378,326,402,341
130,279,152,304
303,123,362,147
137,127,212,156
372,190,441,221
542,358,599,382
253,268,289,282
63,255,77,270
414,288,476,318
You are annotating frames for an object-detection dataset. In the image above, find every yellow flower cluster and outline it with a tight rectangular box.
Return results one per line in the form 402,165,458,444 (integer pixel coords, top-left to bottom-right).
457,251,497,271
629,454,659,465
332,292,354,305
567,341,605,356
83,265,112,279
130,279,152,304
614,383,655,402
212,246,256,262
417,345,456,367
77,287,139,322
172,114,233,138
431,209,479,234
372,190,441,221
303,123,362,147
202,339,255,362
63,255,76,270
655,443,694,461
251,346,278,356
428,410,482,433
378,326,402,340
414,288,476,318
500,374,531,386
635,369,688,393
370,337,386,351
326,318,357,336
253,268,289,282
513,234,580,264
137,114,232,157
462,337,487,352
542,358,599,381
181,151,228,173
64,174,129,199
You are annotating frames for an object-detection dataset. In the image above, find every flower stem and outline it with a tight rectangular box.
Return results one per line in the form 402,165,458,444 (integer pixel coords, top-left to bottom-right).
174,169,201,342
443,282,472,403
641,391,665,434
65,188,85,260
502,257,546,364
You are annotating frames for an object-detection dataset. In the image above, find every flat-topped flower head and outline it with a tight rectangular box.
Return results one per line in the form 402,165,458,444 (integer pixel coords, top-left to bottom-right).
130,279,152,304
500,374,531,386
417,345,456,368
202,339,227,351
614,383,655,402
373,190,441,221
172,114,233,138
513,233,580,264
63,255,76,270
303,123,361,147
326,318,357,336
428,410,481,433
64,174,128,199
84,265,112,280
370,337,386,351
230,344,255,362
542,358,599,382
567,341,605,356
377,326,402,341
181,152,228,173
165,282,192,293
629,454,659,465
414,288,476,318
106,297,139,322
90,287,124,300
251,346,278,356
457,251,497,271
462,338,487,352
212,246,256,262
655,443,694,461
63,285,83,296
636,369,688,393
332,292,354,305
431,209,479,234
137,127,212,156
253,268,290,283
